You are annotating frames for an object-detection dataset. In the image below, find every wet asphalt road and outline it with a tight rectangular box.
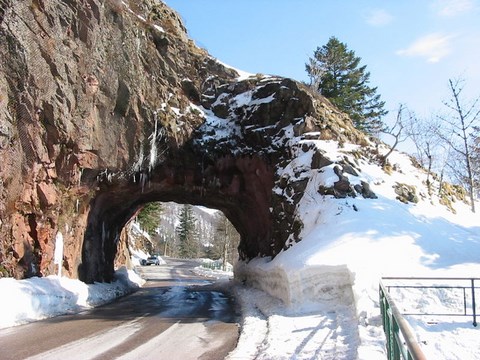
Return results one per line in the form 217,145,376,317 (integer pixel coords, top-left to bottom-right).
0,258,239,360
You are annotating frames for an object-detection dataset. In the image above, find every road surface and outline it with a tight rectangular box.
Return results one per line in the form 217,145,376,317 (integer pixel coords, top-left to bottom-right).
0,258,239,360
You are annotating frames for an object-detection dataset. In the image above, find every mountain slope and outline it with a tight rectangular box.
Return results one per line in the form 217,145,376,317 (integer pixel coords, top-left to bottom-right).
235,137,479,359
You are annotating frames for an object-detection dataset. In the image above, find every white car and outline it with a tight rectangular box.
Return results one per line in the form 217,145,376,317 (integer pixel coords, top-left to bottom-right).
141,256,160,266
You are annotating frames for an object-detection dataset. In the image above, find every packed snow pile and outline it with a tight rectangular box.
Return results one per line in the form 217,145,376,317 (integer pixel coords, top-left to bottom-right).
228,284,360,360
194,259,234,279
0,267,144,329
235,137,480,359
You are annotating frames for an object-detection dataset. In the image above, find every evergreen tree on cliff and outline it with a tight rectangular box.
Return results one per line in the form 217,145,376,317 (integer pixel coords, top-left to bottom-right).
176,204,199,258
137,202,163,236
306,36,387,134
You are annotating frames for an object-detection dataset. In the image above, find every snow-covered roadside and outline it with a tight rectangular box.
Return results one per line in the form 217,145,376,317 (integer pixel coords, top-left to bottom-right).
193,258,234,279
233,140,480,360
193,266,233,280
228,284,359,360
0,267,144,329
0,140,478,359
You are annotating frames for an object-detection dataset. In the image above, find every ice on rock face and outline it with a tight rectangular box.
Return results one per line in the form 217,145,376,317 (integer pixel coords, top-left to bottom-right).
149,115,159,172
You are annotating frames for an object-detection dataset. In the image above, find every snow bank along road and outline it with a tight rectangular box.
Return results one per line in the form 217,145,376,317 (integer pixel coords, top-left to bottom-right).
0,259,239,360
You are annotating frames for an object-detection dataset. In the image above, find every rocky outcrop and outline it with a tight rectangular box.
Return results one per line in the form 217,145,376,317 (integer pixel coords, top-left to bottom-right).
394,183,419,204
0,0,368,281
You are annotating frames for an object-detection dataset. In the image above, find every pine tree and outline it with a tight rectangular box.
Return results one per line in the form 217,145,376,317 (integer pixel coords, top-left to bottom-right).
176,204,199,258
306,36,387,134
137,202,162,236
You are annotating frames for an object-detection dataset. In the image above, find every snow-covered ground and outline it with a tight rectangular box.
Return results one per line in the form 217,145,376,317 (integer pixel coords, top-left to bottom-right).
0,267,144,329
233,139,480,360
0,142,479,358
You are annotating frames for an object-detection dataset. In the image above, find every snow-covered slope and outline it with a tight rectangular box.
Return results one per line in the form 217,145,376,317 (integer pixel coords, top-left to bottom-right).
235,138,480,359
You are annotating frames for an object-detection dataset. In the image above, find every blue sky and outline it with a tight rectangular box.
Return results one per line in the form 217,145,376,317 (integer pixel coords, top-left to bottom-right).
164,0,480,123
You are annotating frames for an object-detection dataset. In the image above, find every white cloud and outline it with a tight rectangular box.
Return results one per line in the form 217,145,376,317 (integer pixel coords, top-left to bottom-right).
432,0,475,16
365,9,393,27
396,33,455,63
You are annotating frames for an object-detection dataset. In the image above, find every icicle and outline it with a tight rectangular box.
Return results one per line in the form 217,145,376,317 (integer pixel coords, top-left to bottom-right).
139,172,147,193
78,168,84,186
149,112,159,172
132,146,145,174
101,221,107,262
102,221,106,242
54,232,64,277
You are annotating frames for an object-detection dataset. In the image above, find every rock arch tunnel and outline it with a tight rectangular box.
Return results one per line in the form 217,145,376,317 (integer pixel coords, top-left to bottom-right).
79,154,276,283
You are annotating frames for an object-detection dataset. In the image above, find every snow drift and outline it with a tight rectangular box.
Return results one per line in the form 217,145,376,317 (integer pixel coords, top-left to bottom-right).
234,136,480,359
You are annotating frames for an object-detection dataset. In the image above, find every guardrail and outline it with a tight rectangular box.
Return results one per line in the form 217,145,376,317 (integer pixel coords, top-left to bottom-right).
382,277,479,327
380,277,480,360
379,281,427,360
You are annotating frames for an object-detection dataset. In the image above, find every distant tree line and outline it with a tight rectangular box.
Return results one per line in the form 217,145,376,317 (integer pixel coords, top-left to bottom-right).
175,204,239,265
136,202,240,262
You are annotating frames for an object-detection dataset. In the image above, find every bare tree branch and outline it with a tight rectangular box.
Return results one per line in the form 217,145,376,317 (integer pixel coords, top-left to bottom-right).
437,78,479,212
381,104,411,162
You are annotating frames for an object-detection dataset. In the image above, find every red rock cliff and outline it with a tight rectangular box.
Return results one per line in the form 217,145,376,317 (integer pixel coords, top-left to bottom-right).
0,0,363,281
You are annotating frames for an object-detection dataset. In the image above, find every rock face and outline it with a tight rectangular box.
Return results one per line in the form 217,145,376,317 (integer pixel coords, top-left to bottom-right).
0,0,366,281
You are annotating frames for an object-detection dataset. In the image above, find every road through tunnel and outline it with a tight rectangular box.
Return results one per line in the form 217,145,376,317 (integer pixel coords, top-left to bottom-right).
79,155,276,283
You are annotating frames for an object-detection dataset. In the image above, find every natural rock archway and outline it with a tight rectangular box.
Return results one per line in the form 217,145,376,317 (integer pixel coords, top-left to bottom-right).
0,0,365,281
80,153,275,283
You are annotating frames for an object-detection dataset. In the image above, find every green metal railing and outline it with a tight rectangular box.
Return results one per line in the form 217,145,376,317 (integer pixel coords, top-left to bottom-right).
382,277,478,327
379,281,427,360
380,277,480,359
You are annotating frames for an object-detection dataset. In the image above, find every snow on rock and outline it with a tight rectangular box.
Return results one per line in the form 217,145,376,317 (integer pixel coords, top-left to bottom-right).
212,57,255,81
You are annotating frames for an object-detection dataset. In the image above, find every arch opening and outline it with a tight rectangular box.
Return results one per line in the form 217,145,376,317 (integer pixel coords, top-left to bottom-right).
133,201,240,270
78,155,276,283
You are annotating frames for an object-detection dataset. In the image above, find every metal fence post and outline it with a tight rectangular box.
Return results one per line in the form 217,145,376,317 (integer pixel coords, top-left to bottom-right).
472,279,477,327
391,316,400,360
379,281,427,360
